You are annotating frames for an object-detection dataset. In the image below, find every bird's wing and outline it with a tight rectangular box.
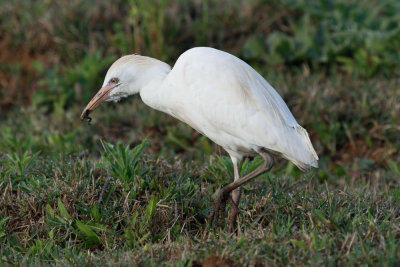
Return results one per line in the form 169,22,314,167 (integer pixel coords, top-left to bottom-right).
166,47,318,170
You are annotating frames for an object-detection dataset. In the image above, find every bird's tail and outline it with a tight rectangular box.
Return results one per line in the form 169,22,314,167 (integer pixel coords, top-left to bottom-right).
285,125,318,172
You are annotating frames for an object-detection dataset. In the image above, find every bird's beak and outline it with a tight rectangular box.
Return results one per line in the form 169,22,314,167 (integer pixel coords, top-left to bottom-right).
80,84,115,121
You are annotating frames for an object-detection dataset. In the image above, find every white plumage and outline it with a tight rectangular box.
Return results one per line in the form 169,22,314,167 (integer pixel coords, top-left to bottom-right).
81,47,318,229
140,47,318,170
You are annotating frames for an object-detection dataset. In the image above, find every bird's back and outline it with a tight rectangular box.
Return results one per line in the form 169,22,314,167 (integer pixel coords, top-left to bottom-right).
163,47,318,170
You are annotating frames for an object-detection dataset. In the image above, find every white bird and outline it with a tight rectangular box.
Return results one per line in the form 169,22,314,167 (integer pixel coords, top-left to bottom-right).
81,47,318,230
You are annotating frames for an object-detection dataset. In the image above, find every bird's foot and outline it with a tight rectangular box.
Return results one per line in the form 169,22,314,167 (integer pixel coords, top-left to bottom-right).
209,188,230,230
227,197,241,232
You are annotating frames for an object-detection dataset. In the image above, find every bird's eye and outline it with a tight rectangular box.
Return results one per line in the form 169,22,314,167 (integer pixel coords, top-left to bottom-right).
110,78,119,84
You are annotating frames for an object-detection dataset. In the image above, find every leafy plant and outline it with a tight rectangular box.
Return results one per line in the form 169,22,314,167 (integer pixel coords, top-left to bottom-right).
46,200,106,249
99,139,148,183
1,151,40,183
0,127,34,154
242,0,400,77
125,195,158,248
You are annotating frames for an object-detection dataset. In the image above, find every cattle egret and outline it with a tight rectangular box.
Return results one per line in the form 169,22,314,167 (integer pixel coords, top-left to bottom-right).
81,47,318,230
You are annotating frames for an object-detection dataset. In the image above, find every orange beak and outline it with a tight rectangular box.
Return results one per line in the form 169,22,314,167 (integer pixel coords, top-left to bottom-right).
80,84,116,121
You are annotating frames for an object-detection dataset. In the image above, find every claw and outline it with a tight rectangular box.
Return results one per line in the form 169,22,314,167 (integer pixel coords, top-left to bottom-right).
227,196,241,232
209,188,230,230
209,187,243,232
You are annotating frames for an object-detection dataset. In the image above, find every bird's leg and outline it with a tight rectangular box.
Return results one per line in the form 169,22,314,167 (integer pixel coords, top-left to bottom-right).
228,161,241,232
210,152,274,230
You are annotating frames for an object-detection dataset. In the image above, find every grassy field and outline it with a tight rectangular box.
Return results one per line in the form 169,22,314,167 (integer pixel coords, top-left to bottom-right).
1,0,400,266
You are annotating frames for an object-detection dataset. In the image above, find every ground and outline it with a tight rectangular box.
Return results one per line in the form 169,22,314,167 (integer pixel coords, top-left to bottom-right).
1,0,400,266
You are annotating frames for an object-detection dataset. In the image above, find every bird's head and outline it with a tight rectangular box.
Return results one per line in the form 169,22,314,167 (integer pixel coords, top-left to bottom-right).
80,55,170,122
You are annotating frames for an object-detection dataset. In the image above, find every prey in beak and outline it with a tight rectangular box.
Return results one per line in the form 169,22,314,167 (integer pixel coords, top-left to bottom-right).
80,84,117,123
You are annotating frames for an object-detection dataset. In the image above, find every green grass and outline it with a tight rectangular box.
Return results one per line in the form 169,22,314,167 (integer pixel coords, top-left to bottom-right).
1,0,400,266
1,73,400,266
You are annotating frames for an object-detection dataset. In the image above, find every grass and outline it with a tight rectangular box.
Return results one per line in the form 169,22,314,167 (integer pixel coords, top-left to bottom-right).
1,0,400,266
1,73,400,266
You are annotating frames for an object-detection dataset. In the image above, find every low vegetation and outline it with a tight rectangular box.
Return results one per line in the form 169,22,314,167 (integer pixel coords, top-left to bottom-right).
1,0,399,265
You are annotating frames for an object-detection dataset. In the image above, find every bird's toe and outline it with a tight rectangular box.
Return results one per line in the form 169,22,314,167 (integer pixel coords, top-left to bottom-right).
228,196,241,232
209,188,231,230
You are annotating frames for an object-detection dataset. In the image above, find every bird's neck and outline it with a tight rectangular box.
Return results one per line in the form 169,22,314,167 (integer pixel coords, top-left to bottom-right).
139,61,173,113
